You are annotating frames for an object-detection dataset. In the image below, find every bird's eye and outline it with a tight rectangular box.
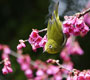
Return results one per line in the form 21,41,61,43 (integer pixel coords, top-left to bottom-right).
49,45,52,49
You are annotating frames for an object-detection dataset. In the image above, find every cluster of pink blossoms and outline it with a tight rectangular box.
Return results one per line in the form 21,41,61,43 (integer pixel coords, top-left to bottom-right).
67,69,90,80
28,29,47,52
16,51,73,80
63,16,89,37
60,36,84,76
0,44,13,74
2,58,13,75
17,40,26,50
16,53,62,80
17,54,33,79
47,59,90,80
60,36,84,62
16,28,86,79
47,59,73,74
34,60,62,80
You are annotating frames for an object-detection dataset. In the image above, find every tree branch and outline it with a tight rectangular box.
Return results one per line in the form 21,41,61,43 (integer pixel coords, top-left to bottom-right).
78,8,90,18
38,28,47,33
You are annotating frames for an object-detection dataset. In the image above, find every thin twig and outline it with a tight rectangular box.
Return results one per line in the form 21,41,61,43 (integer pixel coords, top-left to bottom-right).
0,60,4,64
38,28,47,33
55,60,71,72
78,8,90,18
0,58,8,64
10,50,21,58
55,60,76,75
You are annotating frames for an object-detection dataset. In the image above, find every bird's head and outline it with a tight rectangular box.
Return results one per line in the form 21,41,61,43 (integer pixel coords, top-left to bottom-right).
44,39,60,54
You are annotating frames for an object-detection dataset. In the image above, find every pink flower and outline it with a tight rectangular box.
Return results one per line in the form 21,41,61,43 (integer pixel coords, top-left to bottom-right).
21,63,30,71
0,45,13,75
75,18,84,29
71,41,84,55
46,68,53,75
28,29,47,52
46,65,59,75
2,53,9,60
2,58,13,75
73,28,80,36
4,59,11,66
36,69,45,76
54,73,62,80
67,70,90,80
67,75,78,80
29,29,40,44
46,59,56,63
30,29,38,39
17,42,26,50
6,66,13,73
39,35,47,48
2,66,9,75
62,61,73,72
85,74,90,80
17,55,32,79
80,24,90,37
36,37,42,43
31,44,37,52
78,75,85,80
34,77,43,80
60,49,71,62
17,56,24,64
17,55,31,65
25,69,33,78
28,29,43,52
3,46,11,54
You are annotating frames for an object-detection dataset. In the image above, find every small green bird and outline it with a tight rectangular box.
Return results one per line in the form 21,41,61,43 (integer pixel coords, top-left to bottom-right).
45,2,66,54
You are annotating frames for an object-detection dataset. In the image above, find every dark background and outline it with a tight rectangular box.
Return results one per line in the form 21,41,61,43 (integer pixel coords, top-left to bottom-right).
0,0,90,80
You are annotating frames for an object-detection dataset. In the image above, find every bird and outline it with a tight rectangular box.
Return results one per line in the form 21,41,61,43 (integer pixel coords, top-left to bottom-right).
44,2,66,54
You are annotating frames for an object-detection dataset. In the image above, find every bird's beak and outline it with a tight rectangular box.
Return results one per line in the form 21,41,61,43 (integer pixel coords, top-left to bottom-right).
43,50,46,53
43,47,47,53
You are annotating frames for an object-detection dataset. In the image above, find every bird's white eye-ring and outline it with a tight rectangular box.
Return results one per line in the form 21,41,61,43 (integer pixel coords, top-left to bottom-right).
49,45,52,48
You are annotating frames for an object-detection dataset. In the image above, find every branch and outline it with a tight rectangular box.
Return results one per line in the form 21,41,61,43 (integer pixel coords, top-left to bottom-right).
78,8,90,18
55,60,71,72
0,60,4,64
10,50,21,58
38,28,47,33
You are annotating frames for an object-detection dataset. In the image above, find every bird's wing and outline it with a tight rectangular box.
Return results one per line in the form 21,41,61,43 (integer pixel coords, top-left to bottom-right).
47,2,65,45
47,15,64,45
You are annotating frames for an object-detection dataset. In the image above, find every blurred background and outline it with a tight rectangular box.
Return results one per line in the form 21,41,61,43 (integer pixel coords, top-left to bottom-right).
0,0,90,80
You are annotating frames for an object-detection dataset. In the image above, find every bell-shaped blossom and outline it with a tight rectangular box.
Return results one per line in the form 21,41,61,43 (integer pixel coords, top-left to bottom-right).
36,69,45,76
3,46,11,54
46,65,59,75
17,42,26,50
39,35,47,48
2,58,13,75
24,69,33,78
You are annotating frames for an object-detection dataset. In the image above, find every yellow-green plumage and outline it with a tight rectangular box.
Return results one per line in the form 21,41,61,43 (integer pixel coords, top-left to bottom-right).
45,2,66,54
